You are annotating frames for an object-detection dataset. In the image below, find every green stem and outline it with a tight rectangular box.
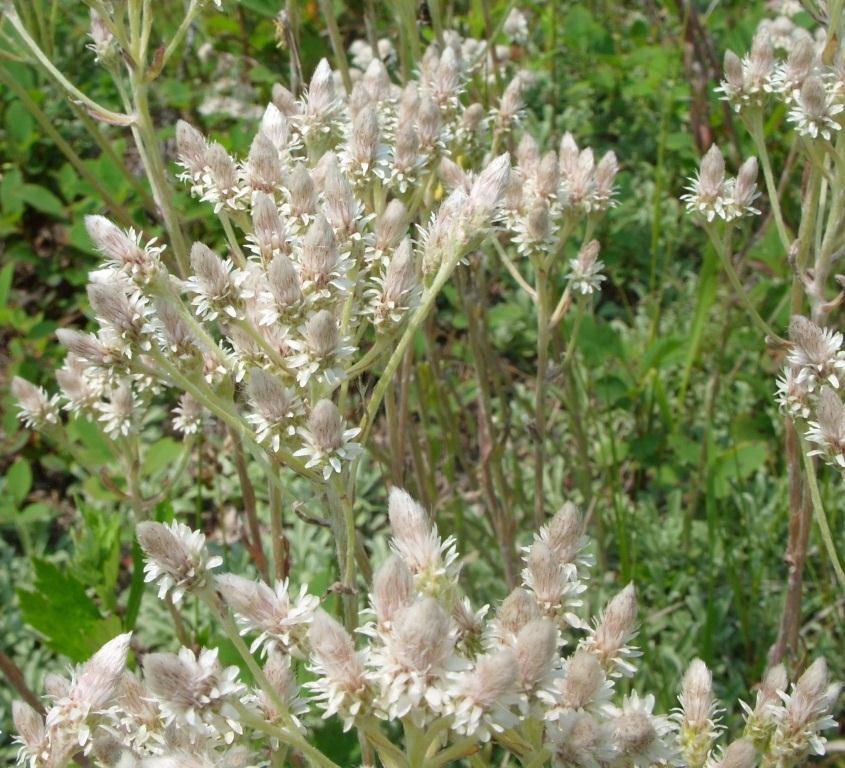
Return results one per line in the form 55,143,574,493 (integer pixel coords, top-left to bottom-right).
800,436,845,591
533,265,550,529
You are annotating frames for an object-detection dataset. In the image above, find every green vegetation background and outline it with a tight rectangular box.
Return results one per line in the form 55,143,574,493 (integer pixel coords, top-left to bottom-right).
0,0,842,763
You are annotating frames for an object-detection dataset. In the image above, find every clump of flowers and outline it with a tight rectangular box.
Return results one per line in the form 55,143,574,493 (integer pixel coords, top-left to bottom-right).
13,493,838,768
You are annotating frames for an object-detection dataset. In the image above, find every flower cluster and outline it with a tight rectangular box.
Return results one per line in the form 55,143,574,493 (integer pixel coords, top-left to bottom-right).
14,39,520,482
716,23,845,143
681,145,760,223
776,315,845,471
15,491,838,768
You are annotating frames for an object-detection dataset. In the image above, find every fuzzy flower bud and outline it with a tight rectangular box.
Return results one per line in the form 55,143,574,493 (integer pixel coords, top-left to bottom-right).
247,132,284,192
216,573,317,654
176,121,208,180
251,192,288,260
568,240,605,295
136,520,222,603
301,215,339,284
514,618,558,690
12,376,60,429
375,200,409,252
586,583,639,675
677,659,720,768
372,555,415,627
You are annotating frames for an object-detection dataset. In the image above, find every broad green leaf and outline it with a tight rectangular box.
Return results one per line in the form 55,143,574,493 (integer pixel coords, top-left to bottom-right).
20,184,66,218
5,458,32,505
18,558,122,662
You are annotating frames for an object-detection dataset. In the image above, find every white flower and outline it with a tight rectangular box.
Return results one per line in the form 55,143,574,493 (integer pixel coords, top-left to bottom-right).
607,691,678,768
137,520,223,604
143,647,246,745
216,574,319,656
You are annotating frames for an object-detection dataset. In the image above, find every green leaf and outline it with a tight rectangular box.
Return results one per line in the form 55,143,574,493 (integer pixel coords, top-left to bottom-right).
5,458,32,505
143,437,183,477
20,184,66,218
0,261,14,308
18,558,122,662
712,443,768,498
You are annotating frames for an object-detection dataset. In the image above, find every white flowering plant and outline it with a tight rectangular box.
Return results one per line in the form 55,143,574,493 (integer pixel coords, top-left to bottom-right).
681,0,845,663
1,1,843,767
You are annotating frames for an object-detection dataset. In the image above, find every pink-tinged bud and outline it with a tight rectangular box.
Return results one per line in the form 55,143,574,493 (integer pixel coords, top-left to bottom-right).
783,37,815,91
301,215,339,283
85,215,144,267
260,103,289,152
748,29,774,85
176,120,208,177
439,157,469,192
272,82,299,117
154,299,195,358
535,151,559,199
723,50,743,91
260,651,303,720
559,132,579,178
383,238,416,304
679,658,715,729
462,649,519,707
717,738,757,768
305,59,337,118
304,310,341,359
322,156,358,235
498,75,524,123
699,144,725,200
542,502,584,563
468,153,510,219
514,618,558,688
734,156,758,210
190,242,233,300
268,252,302,307
525,540,563,607
247,132,284,192
417,96,442,149
288,166,318,220
12,701,45,750
548,711,614,768
349,105,380,171
363,58,391,102
247,369,296,425
86,283,140,336
593,583,638,661
754,664,788,713
56,329,108,366
56,359,97,410
309,609,365,685
799,75,828,120
74,633,132,711
388,487,433,564
393,123,421,178
398,82,421,124
614,706,658,759
12,376,58,429
252,192,288,259
811,386,845,460
206,142,239,195
393,597,454,671
461,103,484,133
517,134,539,174
376,200,408,251
372,555,415,626
307,399,344,453
788,658,830,726
44,673,70,699
595,150,619,202
497,588,541,636
557,649,606,709
136,520,222,603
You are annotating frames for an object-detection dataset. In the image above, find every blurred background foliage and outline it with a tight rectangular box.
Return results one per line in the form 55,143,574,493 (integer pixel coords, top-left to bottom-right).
0,0,842,763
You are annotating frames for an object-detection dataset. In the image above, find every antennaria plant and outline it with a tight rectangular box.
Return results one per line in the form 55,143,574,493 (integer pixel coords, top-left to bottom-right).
1,1,842,767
